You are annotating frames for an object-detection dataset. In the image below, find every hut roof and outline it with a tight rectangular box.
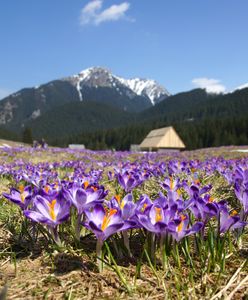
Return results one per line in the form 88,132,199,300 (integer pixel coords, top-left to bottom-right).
139,126,185,149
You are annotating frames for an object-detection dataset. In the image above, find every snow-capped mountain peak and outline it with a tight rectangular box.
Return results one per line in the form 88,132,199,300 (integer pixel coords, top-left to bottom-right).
117,77,170,105
233,83,248,92
67,67,170,106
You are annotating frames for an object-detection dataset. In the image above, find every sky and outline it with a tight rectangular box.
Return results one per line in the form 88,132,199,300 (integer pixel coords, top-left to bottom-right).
0,0,248,99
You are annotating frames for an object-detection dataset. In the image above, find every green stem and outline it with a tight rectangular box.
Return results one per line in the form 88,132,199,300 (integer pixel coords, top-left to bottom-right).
75,213,82,241
105,242,132,293
96,239,103,272
123,231,132,257
51,226,62,246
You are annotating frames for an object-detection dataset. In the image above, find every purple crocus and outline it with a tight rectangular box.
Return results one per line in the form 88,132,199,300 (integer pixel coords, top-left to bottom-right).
108,194,136,226
24,195,70,227
83,204,124,271
234,183,248,216
117,171,142,192
63,183,107,240
167,214,203,241
108,194,137,256
135,194,153,214
63,183,105,214
84,204,124,242
3,185,32,210
136,204,168,234
219,208,247,233
40,183,60,200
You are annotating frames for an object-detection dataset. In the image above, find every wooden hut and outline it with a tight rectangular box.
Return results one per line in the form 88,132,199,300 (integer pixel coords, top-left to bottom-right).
139,126,185,151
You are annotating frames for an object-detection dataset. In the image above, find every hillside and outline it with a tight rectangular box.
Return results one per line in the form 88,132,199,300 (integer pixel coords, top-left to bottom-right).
24,101,136,143
0,76,247,150
0,67,169,133
67,88,248,150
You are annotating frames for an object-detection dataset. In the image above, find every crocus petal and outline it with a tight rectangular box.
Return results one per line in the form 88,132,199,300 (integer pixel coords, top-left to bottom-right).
34,196,52,220
24,210,48,224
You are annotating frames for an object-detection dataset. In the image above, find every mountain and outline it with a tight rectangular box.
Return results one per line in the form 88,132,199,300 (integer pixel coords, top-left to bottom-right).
65,67,170,106
0,68,247,150
18,87,248,147
140,87,248,122
25,101,136,143
0,67,169,132
234,83,248,91
116,77,169,105
68,87,248,150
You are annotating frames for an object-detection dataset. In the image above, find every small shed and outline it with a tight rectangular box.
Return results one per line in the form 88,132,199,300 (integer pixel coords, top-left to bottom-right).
68,144,85,150
139,126,185,151
130,144,141,152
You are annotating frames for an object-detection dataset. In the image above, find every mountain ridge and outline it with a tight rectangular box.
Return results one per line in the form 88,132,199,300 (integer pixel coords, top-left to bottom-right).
0,68,247,150
0,67,169,131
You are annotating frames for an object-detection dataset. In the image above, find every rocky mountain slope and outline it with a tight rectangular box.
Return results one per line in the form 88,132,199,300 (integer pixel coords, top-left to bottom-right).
0,67,169,131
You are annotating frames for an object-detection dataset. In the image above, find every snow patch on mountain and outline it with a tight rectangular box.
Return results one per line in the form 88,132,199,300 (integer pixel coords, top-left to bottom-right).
68,67,170,105
234,83,248,92
76,80,83,101
31,109,41,119
117,77,170,105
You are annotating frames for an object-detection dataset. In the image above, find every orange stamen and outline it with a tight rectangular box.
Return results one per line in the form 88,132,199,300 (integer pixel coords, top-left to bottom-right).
170,177,174,190
92,186,98,192
141,203,148,212
19,185,26,202
177,215,186,232
49,199,57,221
180,215,187,221
230,210,238,217
101,209,117,231
194,179,200,185
84,181,89,189
155,207,162,223
19,185,25,193
115,195,121,203
44,185,50,193
177,222,183,232
208,197,214,203
115,195,125,209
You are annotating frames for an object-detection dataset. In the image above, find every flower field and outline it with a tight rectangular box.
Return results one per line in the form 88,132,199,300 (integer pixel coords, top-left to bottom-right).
0,146,248,299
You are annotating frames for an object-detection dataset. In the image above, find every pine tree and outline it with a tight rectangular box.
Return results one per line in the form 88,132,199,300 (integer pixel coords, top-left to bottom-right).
22,127,33,144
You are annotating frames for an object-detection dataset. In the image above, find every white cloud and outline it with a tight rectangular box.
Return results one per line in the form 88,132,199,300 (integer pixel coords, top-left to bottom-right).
80,0,102,25
0,88,11,100
80,0,132,26
192,77,226,94
83,0,102,14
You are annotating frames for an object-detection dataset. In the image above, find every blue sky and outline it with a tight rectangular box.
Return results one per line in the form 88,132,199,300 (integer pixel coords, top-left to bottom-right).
0,0,247,99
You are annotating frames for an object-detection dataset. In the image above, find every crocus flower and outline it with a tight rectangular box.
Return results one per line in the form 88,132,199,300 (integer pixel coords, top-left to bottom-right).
3,185,32,210
219,208,247,233
117,171,143,192
167,214,203,241
40,183,60,200
63,183,107,239
135,194,153,214
108,194,137,255
136,203,168,234
63,183,105,215
83,204,124,271
189,194,220,223
234,183,248,215
108,194,136,224
24,195,70,227
83,204,124,242
161,177,181,193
